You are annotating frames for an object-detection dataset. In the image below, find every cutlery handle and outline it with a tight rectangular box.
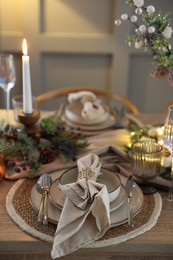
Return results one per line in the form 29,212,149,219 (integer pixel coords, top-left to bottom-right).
43,191,48,225
128,198,134,228
129,205,134,228
37,194,44,223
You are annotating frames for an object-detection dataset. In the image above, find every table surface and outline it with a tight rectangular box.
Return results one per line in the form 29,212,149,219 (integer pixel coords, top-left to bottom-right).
1,111,173,260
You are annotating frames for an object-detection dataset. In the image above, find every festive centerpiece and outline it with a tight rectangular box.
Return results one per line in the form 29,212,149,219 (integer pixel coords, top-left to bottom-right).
0,117,88,177
115,0,173,85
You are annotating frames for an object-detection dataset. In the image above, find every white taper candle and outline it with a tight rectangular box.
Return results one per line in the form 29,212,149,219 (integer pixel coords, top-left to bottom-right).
22,38,33,114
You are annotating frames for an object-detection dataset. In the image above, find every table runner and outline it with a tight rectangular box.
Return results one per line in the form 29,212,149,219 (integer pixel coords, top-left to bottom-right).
6,177,162,249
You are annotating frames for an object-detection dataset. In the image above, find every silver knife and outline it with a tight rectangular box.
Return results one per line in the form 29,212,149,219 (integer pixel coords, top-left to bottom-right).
126,175,134,228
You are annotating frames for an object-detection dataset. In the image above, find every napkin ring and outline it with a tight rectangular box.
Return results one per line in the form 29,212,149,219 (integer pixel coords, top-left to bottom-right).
78,168,97,181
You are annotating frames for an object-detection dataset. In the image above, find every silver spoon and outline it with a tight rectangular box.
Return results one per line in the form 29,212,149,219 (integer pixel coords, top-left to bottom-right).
36,174,52,224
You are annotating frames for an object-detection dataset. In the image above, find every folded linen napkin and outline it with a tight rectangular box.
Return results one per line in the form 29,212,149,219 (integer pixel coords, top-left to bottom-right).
81,100,105,120
67,91,97,103
51,153,110,258
77,153,102,181
67,91,106,120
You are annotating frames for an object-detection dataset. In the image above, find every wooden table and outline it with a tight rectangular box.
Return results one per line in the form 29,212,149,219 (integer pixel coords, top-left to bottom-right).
1,179,173,260
1,111,173,260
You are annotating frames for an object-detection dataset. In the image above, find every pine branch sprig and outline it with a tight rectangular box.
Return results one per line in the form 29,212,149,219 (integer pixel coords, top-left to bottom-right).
115,0,173,85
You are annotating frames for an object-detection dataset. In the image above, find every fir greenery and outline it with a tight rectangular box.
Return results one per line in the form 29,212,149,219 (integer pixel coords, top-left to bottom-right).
0,117,88,174
40,117,88,163
0,127,40,172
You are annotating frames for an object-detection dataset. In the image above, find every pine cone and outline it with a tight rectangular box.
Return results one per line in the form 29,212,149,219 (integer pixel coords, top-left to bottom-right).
150,65,169,80
168,69,173,87
39,147,54,164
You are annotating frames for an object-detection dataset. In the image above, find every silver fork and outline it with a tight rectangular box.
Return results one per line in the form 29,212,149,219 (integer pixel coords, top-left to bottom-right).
42,174,52,225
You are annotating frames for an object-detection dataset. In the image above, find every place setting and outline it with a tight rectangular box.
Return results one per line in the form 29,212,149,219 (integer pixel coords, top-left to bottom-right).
6,146,163,258
60,90,132,135
30,162,143,227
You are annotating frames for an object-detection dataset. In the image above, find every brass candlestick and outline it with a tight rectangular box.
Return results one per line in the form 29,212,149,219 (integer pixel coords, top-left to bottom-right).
18,109,41,141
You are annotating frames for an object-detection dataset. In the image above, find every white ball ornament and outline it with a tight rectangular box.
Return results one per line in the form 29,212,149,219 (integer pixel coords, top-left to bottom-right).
139,25,146,33
121,14,128,21
130,15,138,23
115,19,122,26
135,41,143,49
148,26,155,33
162,47,168,53
133,0,144,8
168,44,172,50
135,7,142,15
147,5,155,14
162,26,173,39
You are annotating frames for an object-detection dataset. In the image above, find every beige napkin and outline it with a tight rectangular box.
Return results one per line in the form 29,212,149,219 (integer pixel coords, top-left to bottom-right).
51,153,110,259
77,153,101,181
67,91,106,120
81,100,105,120
87,129,131,150
67,91,97,103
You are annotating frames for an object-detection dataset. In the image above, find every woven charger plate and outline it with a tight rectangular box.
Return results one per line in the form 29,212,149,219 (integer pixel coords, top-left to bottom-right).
6,178,162,248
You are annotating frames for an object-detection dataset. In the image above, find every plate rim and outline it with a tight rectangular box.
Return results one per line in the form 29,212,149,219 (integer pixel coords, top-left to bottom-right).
62,113,116,131
49,167,122,209
49,177,126,213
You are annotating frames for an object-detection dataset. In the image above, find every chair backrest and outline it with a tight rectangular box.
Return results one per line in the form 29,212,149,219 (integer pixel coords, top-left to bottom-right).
36,87,140,114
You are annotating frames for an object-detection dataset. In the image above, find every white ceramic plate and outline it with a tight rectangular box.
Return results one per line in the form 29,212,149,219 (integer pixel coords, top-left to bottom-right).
65,102,109,125
49,177,126,213
62,113,118,131
30,173,143,227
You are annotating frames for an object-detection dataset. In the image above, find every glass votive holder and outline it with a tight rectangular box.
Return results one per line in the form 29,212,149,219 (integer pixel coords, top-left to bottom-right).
130,140,163,194
12,95,38,122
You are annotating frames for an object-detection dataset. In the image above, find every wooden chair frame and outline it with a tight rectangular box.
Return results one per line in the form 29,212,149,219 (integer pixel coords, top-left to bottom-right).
36,87,140,114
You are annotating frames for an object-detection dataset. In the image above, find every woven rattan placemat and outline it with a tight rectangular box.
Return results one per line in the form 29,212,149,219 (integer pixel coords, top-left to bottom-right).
6,178,162,248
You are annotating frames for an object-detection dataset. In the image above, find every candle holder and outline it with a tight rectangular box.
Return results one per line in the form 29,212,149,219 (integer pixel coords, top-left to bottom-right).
12,95,41,141
131,140,163,195
18,109,41,141
0,154,5,181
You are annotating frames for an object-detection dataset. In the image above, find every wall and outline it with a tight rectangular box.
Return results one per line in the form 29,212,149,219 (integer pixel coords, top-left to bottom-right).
0,0,173,112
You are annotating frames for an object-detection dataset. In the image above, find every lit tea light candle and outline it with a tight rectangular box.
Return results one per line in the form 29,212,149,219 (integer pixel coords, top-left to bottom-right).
0,155,5,179
22,38,33,114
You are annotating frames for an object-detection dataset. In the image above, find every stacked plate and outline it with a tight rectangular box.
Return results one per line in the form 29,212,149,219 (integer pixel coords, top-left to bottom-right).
51,168,122,206
61,102,129,134
30,170,144,227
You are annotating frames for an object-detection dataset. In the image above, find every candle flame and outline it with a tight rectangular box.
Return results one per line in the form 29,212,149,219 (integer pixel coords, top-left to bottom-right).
22,38,28,55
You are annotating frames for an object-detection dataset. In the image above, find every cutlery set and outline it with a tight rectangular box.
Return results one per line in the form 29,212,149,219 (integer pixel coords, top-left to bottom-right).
36,173,135,227
36,174,52,225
